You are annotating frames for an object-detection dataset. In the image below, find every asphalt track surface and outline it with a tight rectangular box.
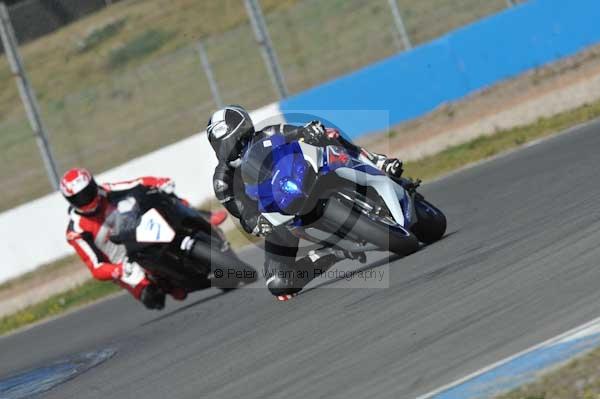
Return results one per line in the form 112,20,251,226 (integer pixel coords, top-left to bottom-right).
2,121,600,399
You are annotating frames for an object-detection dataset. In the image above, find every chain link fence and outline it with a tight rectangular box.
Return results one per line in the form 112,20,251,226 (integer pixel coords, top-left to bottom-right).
0,0,521,211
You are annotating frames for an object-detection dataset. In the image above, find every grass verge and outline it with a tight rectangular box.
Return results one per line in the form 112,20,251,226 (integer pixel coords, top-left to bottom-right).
401,99,600,180
495,349,600,399
2,100,600,336
107,29,174,68
0,279,120,336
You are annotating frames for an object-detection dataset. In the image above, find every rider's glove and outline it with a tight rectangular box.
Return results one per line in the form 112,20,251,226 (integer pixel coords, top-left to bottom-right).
304,121,342,144
113,259,147,286
251,215,273,237
303,120,326,143
377,157,404,179
304,120,326,135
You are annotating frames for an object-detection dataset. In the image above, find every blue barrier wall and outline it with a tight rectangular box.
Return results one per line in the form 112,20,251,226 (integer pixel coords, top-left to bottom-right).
280,0,600,139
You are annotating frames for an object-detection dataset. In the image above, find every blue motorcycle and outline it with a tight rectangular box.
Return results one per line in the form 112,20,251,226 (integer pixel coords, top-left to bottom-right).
241,134,446,257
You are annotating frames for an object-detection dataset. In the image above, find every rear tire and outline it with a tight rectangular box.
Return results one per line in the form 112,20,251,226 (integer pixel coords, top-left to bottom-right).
320,198,420,257
411,198,447,244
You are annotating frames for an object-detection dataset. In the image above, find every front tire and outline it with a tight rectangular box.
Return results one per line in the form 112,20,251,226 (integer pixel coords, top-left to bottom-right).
411,197,447,244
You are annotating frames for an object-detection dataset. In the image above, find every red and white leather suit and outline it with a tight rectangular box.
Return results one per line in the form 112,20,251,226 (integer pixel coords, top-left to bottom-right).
65,177,224,301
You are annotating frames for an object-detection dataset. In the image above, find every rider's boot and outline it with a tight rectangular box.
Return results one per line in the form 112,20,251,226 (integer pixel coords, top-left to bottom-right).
140,284,166,310
269,248,367,302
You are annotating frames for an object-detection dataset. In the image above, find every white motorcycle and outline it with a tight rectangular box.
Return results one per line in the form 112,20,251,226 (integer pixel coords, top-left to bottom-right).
240,134,446,257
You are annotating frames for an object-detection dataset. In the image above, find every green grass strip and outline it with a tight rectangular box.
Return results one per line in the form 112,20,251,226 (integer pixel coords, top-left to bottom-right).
0,279,120,336
3,98,600,336
403,100,600,180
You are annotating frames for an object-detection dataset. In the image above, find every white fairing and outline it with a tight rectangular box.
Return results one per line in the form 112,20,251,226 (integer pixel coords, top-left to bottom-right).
262,212,294,226
136,208,176,243
297,142,322,172
334,168,407,226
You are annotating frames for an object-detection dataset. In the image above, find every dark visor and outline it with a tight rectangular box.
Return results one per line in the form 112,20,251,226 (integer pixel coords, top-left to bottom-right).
66,179,98,208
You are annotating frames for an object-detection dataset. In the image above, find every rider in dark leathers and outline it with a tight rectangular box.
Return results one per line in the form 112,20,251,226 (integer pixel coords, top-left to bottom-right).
208,106,414,301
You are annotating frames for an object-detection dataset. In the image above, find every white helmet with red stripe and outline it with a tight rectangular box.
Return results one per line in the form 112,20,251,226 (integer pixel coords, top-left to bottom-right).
60,168,101,214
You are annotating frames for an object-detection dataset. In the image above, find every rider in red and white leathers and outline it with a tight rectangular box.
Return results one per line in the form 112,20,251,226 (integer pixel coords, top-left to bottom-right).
61,168,227,310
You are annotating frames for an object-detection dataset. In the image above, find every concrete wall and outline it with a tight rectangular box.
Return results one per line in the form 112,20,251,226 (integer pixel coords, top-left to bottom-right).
0,103,283,283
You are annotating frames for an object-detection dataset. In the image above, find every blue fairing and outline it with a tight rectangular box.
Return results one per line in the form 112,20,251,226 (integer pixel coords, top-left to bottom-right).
244,135,406,224
400,189,412,226
244,136,309,214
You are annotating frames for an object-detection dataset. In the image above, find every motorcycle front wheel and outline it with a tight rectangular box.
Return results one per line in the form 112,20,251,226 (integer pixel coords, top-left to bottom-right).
410,196,447,244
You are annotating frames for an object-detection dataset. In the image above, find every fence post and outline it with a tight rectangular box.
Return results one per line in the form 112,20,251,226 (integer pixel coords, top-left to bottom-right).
196,41,224,109
243,0,288,99
387,0,412,51
0,2,60,190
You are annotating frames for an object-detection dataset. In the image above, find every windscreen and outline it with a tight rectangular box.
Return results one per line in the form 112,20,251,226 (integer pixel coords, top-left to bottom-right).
241,139,276,186
241,134,313,214
107,197,141,244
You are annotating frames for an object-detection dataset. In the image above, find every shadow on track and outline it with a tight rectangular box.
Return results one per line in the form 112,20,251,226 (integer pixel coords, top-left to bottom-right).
300,254,402,294
299,230,458,294
140,290,229,327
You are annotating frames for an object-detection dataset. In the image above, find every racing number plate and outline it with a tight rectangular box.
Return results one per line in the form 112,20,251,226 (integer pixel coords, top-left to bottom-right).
136,208,176,243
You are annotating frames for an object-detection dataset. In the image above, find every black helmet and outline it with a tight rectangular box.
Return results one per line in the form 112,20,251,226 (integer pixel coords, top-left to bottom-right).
207,105,255,163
